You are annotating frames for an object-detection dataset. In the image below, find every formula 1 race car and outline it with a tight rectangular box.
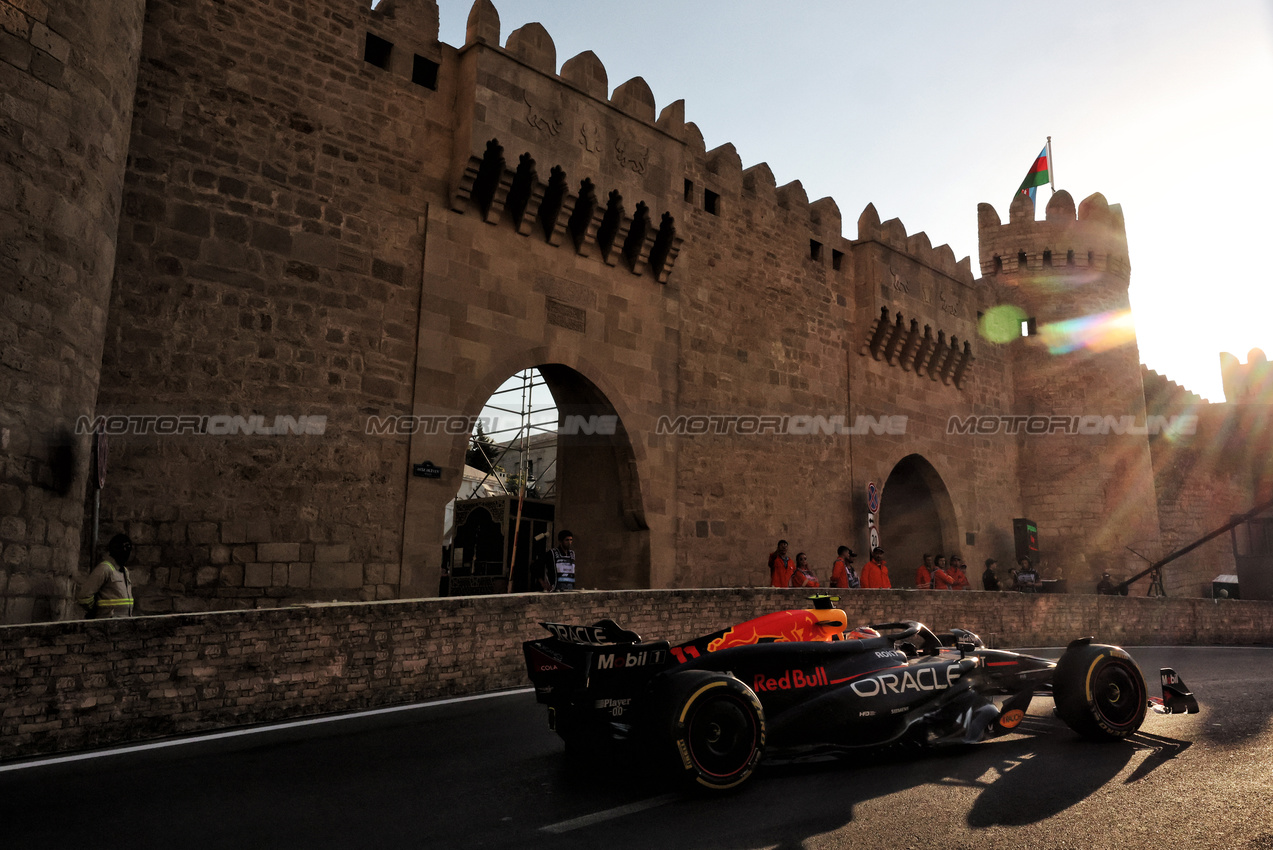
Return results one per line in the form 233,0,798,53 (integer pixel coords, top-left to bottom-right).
522,597,1199,791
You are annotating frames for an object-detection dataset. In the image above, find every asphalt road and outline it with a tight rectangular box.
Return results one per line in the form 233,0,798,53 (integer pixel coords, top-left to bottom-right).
3,646,1272,850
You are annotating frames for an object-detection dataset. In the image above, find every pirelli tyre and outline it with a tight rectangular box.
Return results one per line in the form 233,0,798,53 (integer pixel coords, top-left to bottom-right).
654,671,766,791
1053,643,1148,741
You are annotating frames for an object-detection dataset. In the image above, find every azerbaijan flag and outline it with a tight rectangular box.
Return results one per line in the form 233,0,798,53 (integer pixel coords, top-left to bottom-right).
1017,145,1050,203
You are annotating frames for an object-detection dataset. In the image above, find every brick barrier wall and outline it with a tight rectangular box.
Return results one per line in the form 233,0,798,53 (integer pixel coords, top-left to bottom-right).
3,588,1271,761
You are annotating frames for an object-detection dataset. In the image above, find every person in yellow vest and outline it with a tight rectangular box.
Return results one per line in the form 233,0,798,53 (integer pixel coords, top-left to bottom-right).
77,534,135,618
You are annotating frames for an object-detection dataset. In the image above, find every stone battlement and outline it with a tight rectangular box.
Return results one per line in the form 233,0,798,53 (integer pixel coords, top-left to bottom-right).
1142,365,1208,411
856,203,974,284
444,0,966,284
977,189,1130,280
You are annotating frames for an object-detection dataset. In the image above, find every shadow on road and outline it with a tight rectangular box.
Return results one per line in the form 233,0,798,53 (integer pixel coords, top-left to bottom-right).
533,712,1195,850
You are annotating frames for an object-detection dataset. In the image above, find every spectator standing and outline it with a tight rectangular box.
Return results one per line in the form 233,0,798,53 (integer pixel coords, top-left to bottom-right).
982,559,1001,591
1015,557,1040,593
931,555,955,590
547,530,577,591
1096,572,1117,595
768,540,794,588
830,546,859,589
77,533,134,618
860,547,892,589
791,552,820,588
915,554,934,589
950,557,972,590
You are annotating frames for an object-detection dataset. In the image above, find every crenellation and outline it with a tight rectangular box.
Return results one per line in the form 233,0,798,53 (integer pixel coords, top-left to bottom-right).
464,0,499,47
1044,189,1075,222
560,50,607,99
681,121,707,154
976,202,1000,230
878,217,907,248
609,76,656,123
655,98,684,133
775,179,808,211
906,230,932,256
706,142,743,177
1076,191,1111,223
504,21,555,73
741,162,776,201
809,197,840,234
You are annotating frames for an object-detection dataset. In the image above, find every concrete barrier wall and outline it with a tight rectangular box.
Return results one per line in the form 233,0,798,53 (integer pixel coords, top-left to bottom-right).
3,588,1271,760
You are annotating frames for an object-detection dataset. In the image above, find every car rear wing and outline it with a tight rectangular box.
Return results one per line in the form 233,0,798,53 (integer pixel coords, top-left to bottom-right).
522,619,672,703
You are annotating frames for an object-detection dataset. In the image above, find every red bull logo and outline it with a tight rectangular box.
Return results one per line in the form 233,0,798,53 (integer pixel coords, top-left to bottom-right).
753,667,828,692
707,609,845,652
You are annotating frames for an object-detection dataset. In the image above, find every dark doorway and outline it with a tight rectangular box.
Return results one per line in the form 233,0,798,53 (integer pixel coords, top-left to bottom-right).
877,455,956,588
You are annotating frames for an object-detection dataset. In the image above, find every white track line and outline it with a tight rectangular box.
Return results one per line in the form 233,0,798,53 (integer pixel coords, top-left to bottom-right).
0,687,534,773
539,794,679,834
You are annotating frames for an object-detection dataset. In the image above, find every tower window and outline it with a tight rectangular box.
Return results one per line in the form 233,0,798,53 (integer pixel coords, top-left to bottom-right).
684,179,694,203
993,255,1003,272
364,33,393,69
810,239,823,262
1021,317,1038,337
832,248,844,271
1066,249,1075,266
1017,251,1028,269
703,189,720,215
1043,250,1052,267
412,54,439,89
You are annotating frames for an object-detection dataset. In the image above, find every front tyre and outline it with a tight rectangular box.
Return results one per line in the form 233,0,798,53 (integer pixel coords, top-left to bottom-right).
661,672,765,791
1053,643,1147,740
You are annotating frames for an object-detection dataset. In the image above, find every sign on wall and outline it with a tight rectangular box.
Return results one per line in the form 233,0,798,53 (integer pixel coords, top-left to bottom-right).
867,481,880,551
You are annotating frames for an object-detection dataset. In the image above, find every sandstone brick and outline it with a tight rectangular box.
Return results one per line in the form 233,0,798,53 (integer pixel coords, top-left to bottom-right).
313,544,350,562
244,564,272,588
257,542,300,562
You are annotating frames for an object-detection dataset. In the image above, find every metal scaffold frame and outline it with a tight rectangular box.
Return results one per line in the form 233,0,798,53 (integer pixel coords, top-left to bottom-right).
468,369,558,499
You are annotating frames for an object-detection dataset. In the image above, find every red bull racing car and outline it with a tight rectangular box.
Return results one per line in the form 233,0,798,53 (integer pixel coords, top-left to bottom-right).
522,597,1198,791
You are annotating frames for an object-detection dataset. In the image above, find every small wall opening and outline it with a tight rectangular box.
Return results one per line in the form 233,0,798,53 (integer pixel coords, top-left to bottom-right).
412,54,439,89
364,33,393,69
703,189,720,215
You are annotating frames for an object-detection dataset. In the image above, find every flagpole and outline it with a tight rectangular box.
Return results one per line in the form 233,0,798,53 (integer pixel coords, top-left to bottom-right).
1046,136,1054,192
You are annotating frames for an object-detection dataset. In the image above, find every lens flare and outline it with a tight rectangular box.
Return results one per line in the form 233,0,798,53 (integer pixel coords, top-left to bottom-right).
979,305,1028,344
1039,310,1136,355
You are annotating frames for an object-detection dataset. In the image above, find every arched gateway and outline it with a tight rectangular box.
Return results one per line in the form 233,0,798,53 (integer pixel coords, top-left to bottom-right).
877,455,959,585
422,362,649,596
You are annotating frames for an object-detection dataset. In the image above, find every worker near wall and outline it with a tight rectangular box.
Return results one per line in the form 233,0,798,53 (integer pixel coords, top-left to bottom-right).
768,539,794,588
77,534,135,618
859,547,892,589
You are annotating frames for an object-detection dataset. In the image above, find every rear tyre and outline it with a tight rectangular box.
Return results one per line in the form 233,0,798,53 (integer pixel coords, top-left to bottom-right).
658,672,765,791
1053,643,1147,740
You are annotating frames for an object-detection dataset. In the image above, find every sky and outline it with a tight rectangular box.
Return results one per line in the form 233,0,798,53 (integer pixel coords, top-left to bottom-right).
433,0,1273,403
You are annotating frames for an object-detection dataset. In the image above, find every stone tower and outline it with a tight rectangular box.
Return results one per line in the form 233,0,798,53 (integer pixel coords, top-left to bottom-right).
978,190,1163,585
0,0,147,622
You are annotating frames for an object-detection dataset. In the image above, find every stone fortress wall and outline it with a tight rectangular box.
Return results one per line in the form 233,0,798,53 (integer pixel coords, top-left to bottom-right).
0,0,1267,623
